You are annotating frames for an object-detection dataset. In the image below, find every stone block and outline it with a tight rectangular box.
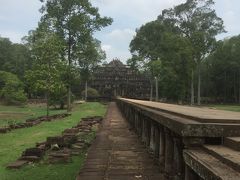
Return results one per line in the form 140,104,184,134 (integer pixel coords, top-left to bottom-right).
46,136,65,147
6,160,28,169
20,156,41,162
22,147,44,157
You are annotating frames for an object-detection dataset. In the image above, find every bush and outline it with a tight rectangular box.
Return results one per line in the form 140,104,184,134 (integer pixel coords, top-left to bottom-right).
81,88,100,98
49,90,75,110
0,71,27,105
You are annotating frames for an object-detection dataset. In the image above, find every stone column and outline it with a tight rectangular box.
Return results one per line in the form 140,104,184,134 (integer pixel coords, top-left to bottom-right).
159,126,165,172
154,124,160,159
173,136,184,180
138,114,143,137
150,121,155,152
164,128,174,179
185,165,199,180
146,119,151,147
141,117,146,144
134,112,138,131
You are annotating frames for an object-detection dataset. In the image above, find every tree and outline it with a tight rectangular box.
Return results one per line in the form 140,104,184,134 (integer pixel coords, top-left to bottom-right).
130,20,193,102
0,71,27,105
39,0,112,111
25,24,67,116
0,37,31,80
160,0,225,105
202,35,240,103
0,37,13,71
77,37,106,101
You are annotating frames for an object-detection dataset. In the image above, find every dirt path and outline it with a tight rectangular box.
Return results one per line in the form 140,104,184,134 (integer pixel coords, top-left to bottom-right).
77,102,164,180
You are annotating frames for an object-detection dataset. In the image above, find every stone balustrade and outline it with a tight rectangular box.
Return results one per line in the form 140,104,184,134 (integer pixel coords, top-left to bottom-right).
117,98,240,180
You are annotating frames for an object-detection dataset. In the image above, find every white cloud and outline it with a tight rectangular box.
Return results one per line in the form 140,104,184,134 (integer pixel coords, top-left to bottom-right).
102,44,112,52
0,0,42,42
93,0,185,23
215,0,240,39
108,29,136,42
93,0,186,62
0,0,239,64
0,31,23,43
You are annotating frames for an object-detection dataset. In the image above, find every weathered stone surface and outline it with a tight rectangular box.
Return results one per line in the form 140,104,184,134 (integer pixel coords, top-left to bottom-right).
2,113,70,134
48,151,72,164
77,102,164,180
7,160,28,169
20,156,41,162
117,98,240,137
63,128,79,134
225,137,240,151
46,136,65,147
184,148,240,180
203,145,240,172
0,127,10,133
22,147,44,157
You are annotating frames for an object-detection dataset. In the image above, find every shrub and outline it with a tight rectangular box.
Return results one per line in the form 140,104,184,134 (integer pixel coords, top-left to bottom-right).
0,71,27,105
81,88,100,98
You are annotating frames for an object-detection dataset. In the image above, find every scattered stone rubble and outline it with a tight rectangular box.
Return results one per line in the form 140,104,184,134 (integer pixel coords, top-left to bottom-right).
6,116,103,169
0,113,70,134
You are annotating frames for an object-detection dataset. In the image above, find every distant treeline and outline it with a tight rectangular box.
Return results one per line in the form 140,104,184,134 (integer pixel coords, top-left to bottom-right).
128,0,240,105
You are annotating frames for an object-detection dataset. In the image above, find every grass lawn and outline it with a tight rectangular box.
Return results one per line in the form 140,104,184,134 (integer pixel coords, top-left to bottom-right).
207,104,240,112
0,104,65,127
0,102,107,180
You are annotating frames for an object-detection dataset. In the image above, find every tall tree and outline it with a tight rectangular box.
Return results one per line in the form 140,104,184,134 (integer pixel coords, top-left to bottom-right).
0,37,31,80
39,0,112,111
130,20,193,102
77,37,106,101
160,0,225,105
25,23,66,116
202,35,240,103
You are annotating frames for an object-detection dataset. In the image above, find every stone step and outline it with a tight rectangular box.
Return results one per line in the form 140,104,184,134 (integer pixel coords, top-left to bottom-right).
184,148,240,180
224,137,240,151
19,156,41,162
6,160,28,169
203,145,240,172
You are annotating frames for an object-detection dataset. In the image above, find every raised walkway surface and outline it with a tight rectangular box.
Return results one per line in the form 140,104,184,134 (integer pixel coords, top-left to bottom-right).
120,98,240,123
77,102,164,180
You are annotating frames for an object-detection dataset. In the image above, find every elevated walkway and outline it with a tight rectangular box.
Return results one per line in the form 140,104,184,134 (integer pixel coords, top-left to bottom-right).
77,102,164,180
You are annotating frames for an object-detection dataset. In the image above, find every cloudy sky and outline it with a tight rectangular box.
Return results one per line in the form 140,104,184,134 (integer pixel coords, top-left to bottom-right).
0,0,240,63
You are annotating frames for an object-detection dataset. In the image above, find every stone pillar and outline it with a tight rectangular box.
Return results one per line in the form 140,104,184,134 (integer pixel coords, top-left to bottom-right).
134,112,138,131
141,118,146,144
150,121,155,152
185,165,199,180
146,119,151,147
173,136,184,180
138,114,143,137
154,124,160,159
164,128,174,179
159,126,165,172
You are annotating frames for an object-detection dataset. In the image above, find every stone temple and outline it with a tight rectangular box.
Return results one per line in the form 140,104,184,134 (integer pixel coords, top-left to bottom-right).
90,59,150,100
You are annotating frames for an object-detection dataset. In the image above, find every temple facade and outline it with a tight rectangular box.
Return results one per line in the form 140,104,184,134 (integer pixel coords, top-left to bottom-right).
90,59,150,100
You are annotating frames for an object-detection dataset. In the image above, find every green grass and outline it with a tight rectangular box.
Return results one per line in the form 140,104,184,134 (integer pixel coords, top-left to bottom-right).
0,102,107,180
207,104,240,112
0,104,65,127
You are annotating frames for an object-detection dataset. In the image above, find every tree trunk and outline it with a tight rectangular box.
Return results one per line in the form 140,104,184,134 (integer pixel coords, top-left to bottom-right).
46,91,49,117
150,81,153,101
234,71,237,103
155,77,159,102
197,62,201,106
224,71,227,103
191,70,194,105
67,32,72,112
85,80,88,101
239,69,240,104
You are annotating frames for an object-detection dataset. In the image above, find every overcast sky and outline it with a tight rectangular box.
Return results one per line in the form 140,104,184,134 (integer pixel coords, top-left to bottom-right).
0,0,240,63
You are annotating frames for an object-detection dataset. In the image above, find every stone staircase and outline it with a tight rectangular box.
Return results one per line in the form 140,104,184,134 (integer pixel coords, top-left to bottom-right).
184,137,240,180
